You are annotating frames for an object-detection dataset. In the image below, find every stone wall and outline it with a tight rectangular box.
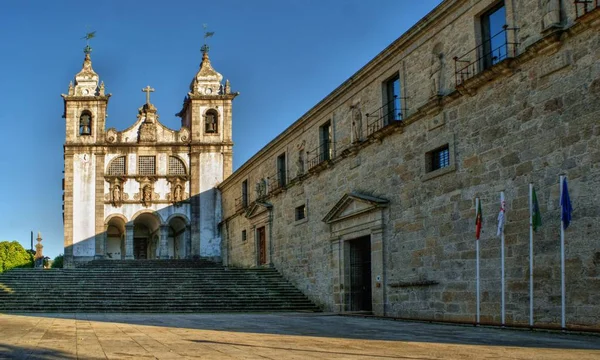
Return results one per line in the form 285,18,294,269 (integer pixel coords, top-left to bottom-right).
220,0,600,329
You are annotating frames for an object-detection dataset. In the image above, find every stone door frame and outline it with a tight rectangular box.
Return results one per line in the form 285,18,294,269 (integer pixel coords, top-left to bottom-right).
323,192,388,316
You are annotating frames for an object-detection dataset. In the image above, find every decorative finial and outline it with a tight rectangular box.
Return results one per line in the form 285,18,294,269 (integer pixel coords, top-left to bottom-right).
142,85,155,104
202,24,215,55
82,29,96,55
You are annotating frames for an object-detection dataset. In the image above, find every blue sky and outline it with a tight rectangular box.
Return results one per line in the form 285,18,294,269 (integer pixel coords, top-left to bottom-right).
0,0,441,258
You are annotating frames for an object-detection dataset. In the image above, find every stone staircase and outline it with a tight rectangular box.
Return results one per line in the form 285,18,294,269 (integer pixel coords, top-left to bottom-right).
0,260,320,313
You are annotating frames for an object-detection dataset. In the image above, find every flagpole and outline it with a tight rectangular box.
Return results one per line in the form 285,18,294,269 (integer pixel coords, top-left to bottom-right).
500,191,505,326
475,197,480,325
529,183,534,328
559,175,566,329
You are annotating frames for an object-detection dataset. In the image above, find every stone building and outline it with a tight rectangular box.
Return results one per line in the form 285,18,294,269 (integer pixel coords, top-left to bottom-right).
219,0,600,330
62,46,236,267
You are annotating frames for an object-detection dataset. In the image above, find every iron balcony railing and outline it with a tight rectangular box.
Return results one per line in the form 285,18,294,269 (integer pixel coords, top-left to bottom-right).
307,141,335,170
365,96,404,136
575,0,599,18
266,172,286,193
454,25,518,86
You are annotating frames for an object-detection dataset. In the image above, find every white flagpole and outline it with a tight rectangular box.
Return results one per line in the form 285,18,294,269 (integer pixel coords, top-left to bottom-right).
500,191,505,326
559,175,566,329
529,183,534,328
476,197,480,325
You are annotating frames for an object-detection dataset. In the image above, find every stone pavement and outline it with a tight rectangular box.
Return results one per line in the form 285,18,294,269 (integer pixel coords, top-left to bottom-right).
0,313,599,359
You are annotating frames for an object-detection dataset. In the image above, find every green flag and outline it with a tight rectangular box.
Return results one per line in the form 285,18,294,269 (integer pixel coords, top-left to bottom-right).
532,187,542,232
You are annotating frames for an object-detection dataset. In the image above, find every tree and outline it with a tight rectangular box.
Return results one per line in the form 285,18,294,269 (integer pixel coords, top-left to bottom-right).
0,241,33,273
51,254,64,269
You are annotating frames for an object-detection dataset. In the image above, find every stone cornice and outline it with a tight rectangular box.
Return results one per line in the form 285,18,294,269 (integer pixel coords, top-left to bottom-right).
61,95,111,102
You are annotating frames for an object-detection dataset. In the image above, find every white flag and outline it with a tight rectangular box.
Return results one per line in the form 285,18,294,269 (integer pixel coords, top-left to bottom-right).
497,193,506,236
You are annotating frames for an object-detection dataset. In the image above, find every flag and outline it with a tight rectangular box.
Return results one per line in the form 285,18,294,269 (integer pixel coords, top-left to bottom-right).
532,187,542,232
476,200,483,240
497,194,505,237
561,178,572,229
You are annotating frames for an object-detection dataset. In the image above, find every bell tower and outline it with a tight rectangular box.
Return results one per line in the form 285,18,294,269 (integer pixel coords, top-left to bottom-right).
177,44,238,258
61,44,111,267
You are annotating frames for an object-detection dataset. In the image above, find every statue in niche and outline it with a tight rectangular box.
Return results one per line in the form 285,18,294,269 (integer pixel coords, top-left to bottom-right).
430,44,444,98
256,179,267,198
297,151,304,176
351,106,362,143
542,0,561,30
142,185,152,206
112,184,121,206
173,184,183,202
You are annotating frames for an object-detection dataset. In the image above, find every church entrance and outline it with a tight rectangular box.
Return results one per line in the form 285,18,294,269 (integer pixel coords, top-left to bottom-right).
257,226,267,265
348,236,372,312
133,213,161,260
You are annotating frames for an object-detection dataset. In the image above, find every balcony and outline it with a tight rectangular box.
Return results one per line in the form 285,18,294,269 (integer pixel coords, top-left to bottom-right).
307,141,335,171
266,172,286,194
234,196,247,212
365,96,404,136
575,0,599,18
454,25,518,87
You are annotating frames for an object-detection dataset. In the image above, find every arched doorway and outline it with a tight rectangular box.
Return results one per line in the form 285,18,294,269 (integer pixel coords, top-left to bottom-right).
132,212,161,260
105,216,126,260
167,216,188,259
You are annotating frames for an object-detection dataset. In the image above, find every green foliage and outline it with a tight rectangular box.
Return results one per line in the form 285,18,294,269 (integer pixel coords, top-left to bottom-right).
0,241,33,273
51,254,64,269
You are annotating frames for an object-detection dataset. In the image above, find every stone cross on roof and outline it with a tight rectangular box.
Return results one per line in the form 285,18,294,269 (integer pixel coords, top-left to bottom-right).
142,85,155,104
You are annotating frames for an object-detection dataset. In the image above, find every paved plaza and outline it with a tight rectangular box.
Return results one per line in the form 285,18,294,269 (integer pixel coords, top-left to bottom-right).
0,313,599,359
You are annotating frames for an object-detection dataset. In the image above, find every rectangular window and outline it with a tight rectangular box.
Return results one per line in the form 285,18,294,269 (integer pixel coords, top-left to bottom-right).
242,229,247,242
277,153,286,187
480,2,506,70
428,145,450,172
295,204,306,221
241,180,248,207
384,74,402,124
319,121,332,162
138,156,156,175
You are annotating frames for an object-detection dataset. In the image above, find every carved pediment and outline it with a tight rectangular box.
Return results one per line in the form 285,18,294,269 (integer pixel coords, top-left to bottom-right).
245,201,272,219
322,192,388,224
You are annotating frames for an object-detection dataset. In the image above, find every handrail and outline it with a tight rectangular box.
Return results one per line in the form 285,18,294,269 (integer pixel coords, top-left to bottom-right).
365,95,403,136
454,25,518,86
307,141,335,170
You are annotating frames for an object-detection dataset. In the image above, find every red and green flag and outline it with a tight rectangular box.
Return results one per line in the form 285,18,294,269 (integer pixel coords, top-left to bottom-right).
475,200,483,240
532,187,542,232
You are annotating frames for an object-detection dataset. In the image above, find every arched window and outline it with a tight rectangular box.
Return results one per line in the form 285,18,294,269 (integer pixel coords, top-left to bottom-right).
79,111,92,136
168,156,187,175
205,109,218,134
107,156,126,175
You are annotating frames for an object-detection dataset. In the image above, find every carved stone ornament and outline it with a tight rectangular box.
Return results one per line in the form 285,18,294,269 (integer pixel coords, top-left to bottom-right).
178,127,190,142
167,177,188,206
138,122,157,143
135,177,157,207
106,128,118,143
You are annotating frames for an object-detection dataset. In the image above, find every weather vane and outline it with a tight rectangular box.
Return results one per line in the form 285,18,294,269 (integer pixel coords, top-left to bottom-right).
82,27,96,54
201,24,214,54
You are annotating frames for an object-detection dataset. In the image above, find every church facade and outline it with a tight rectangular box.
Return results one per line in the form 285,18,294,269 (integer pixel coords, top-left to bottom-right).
62,47,236,267
219,0,600,330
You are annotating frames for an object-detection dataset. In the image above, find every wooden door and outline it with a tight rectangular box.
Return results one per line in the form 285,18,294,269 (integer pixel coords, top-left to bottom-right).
257,227,267,265
349,236,372,311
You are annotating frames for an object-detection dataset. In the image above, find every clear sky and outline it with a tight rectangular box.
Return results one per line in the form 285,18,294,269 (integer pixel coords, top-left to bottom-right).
0,0,442,258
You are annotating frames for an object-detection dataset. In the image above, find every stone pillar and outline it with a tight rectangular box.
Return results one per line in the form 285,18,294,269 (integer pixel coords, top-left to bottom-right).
370,227,385,316
160,225,169,259
125,224,134,260
331,238,343,312
185,225,192,259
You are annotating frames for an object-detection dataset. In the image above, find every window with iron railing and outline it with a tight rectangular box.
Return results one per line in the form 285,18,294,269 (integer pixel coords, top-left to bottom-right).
454,3,518,86
277,153,287,188
307,141,335,170
575,0,599,18
428,145,450,172
365,95,405,136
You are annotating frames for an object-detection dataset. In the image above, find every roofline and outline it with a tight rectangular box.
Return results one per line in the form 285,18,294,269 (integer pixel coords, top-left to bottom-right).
220,0,456,190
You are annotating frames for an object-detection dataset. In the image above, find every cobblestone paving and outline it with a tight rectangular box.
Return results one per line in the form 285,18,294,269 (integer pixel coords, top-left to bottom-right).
1,313,599,359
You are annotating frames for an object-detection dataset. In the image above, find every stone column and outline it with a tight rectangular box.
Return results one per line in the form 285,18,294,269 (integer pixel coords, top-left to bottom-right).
185,225,192,259
160,225,169,259
125,224,134,260
370,227,385,316
331,238,343,313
